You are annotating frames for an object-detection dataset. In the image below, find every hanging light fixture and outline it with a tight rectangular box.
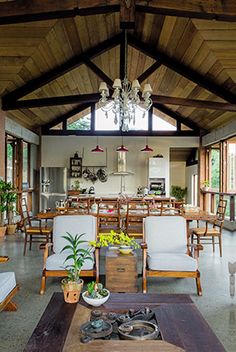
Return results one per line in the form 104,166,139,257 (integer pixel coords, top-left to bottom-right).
141,137,153,152
91,136,104,152
98,30,153,132
116,136,128,152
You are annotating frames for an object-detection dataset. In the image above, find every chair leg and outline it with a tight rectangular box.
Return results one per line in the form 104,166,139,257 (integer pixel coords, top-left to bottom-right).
4,300,18,311
196,271,202,296
29,235,32,250
212,236,215,253
40,271,46,295
219,235,222,257
23,233,28,256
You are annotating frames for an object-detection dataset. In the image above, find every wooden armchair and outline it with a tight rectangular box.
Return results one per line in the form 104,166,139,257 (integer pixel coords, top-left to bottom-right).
191,199,227,257
0,256,19,312
20,198,53,255
40,214,99,294
142,216,202,296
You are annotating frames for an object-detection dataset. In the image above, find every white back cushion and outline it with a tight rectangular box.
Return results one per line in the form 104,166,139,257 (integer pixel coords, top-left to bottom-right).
53,215,96,254
144,216,187,254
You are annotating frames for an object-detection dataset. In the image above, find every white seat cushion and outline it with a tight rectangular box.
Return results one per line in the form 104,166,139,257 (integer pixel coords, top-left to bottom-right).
53,215,97,254
0,272,16,303
45,253,94,271
147,253,198,272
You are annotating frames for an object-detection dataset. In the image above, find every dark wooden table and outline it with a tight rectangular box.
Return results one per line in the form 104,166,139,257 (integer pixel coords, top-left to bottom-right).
24,293,225,352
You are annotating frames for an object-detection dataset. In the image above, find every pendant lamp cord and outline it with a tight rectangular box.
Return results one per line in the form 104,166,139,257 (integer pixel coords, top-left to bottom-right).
124,29,128,79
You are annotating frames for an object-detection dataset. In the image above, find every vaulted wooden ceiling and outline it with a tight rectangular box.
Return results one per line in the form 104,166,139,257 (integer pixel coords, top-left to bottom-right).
0,1,236,135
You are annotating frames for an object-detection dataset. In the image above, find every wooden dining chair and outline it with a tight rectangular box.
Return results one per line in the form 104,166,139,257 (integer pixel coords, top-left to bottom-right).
126,200,149,239
190,199,227,257
20,198,53,256
97,199,121,234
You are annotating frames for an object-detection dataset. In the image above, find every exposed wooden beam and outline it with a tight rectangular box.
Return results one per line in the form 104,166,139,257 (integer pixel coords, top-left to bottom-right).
152,95,236,112
6,92,236,112
3,94,100,110
85,60,113,88
128,34,236,104
138,61,162,83
153,103,203,133
120,0,135,29
0,1,236,24
3,33,121,104
136,1,236,22
42,129,198,137
42,103,91,131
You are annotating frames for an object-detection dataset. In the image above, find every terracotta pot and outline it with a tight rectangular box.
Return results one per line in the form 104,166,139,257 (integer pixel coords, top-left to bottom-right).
0,226,6,239
6,224,17,235
61,278,83,303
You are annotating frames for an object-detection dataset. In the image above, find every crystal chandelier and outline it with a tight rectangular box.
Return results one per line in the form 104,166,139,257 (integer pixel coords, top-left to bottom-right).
98,30,153,132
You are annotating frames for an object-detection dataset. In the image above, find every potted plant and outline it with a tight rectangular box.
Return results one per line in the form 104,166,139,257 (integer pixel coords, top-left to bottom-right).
82,281,110,307
61,232,93,303
90,230,139,254
6,186,17,235
201,180,210,191
171,185,187,201
0,180,14,238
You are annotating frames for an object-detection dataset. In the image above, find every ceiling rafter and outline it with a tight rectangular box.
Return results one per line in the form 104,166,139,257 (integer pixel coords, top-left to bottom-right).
0,1,236,25
138,61,162,83
85,60,113,88
128,34,236,104
2,33,122,105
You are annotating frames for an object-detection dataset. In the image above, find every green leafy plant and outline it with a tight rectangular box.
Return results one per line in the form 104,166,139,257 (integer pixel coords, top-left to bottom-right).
201,180,210,187
90,230,139,249
0,180,17,227
170,185,187,201
61,232,93,283
86,281,108,299
73,180,81,191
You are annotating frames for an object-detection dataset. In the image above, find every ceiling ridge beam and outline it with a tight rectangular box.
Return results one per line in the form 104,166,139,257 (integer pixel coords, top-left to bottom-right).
152,95,236,111
153,103,203,133
42,103,92,131
128,34,236,104
3,33,122,104
3,93,100,110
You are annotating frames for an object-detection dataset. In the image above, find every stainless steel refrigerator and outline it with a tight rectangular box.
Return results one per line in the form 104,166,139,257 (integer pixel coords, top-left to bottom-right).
40,167,67,210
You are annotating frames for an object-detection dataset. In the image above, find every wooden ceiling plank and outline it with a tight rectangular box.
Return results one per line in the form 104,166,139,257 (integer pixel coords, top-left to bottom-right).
3,33,122,104
128,34,236,103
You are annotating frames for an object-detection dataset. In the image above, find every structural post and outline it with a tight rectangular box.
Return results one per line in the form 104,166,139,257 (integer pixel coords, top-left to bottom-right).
0,109,6,179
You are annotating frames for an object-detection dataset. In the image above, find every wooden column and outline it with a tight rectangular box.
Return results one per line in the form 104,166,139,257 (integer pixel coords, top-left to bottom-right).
220,141,227,193
198,146,209,210
0,110,6,179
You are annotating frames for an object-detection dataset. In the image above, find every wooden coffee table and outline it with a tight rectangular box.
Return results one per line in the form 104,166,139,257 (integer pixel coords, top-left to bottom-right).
24,293,225,352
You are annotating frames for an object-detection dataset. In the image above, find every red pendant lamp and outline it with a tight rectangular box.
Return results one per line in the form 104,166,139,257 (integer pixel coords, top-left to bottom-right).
116,136,128,152
91,137,104,152
141,137,153,152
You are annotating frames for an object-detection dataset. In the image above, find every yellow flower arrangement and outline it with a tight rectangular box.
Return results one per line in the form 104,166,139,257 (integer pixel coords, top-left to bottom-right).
89,230,139,249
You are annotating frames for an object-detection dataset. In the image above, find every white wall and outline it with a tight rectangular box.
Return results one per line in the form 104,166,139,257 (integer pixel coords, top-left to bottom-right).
170,162,186,189
186,164,198,204
41,136,199,195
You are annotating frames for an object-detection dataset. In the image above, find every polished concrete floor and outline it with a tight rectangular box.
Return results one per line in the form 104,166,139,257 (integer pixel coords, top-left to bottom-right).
0,227,236,352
